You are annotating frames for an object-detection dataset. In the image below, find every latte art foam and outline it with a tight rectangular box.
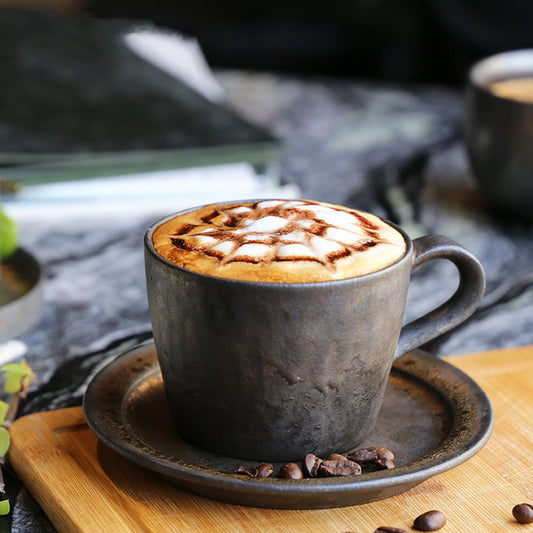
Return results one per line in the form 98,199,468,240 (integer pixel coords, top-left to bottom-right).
152,200,406,282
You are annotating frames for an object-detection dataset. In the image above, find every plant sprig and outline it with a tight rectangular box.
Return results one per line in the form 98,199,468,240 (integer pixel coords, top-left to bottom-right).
0,360,35,515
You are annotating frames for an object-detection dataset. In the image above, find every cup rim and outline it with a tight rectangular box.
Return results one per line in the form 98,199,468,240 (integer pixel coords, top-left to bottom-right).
469,49,533,102
144,199,413,288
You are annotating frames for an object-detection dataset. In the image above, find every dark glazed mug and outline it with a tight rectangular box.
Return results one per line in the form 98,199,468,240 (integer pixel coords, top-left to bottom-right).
466,49,533,220
145,208,485,461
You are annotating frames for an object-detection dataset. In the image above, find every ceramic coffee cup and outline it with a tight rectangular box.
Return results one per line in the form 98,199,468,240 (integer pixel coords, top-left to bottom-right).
145,201,485,461
466,49,533,220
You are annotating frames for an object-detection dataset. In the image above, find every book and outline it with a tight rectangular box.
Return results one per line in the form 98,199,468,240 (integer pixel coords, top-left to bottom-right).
0,10,281,184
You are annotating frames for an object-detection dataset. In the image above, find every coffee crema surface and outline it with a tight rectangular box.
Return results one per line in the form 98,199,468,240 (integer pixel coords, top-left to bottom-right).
489,77,533,104
152,200,406,282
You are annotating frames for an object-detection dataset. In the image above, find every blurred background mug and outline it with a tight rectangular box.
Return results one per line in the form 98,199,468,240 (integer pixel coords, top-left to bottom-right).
466,49,533,221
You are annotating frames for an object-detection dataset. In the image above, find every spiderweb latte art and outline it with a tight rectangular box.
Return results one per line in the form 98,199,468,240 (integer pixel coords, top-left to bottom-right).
152,200,407,282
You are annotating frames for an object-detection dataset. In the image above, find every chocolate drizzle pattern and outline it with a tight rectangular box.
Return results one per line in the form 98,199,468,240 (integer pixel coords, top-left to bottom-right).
166,200,388,271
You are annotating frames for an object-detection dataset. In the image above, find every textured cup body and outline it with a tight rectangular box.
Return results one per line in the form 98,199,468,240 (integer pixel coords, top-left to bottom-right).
145,232,412,461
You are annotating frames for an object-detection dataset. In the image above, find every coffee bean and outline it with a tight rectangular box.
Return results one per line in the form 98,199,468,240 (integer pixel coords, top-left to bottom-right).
348,447,395,470
302,453,323,477
318,455,362,477
374,527,408,533
513,503,533,524
235,465,258,477
349,446,394,463
347,448,376,463
235,463,273,478
279,462,304,479
376,457,395,469
377,447,394,461
413,510,446,531
256,463,274,478
327,453,350,462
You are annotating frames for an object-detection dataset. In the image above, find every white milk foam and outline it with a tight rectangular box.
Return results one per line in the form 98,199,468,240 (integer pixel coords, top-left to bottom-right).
182,200,381,264
153,199,407,282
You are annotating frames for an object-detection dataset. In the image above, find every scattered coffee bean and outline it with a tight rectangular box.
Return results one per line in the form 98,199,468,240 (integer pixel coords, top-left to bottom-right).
374,527,408,533
234,446,395,480
279,462,304,479
513,503,533,524
348,446,394,463
348,447,395,470
376,457,395,469
318,454,362,477
413,510,446,531
327,453,351,462
235,465,258,477
256,463,274,478
302,453,323,478
234,463,273,478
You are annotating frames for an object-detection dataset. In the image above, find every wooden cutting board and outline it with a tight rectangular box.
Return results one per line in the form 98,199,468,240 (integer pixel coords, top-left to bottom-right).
8,345,533,533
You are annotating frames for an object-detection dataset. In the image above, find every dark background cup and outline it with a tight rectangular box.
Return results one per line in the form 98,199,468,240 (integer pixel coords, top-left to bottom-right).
145,206,485,461
466,49,533,221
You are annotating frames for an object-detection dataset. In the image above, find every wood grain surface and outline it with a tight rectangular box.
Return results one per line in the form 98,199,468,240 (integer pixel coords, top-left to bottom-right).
8,345,533,532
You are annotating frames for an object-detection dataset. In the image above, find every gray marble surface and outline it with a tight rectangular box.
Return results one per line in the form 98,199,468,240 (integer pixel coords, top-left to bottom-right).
7,72,533,532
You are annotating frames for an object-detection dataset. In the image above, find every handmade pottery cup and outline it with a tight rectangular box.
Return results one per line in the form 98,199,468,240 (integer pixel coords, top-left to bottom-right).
466,49,533,220
145,201,485,461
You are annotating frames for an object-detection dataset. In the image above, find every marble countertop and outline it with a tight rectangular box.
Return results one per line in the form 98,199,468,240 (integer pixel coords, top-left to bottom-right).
6,71,533,532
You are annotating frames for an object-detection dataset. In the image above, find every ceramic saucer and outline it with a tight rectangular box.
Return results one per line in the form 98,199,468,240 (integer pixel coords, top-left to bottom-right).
83,342,493,509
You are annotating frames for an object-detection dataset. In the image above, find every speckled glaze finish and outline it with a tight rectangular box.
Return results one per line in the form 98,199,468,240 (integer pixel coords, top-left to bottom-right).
145,204,485,461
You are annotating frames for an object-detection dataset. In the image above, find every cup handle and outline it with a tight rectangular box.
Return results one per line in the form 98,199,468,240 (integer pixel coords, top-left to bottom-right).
393,235,486,360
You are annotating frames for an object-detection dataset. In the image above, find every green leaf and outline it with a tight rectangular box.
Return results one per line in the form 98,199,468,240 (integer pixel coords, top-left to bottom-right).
0,363,33,376
1,361,34,394
3,374,21,395
0,498,9,516
0,428,9,457
0,209,17,261
0,402,8,426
